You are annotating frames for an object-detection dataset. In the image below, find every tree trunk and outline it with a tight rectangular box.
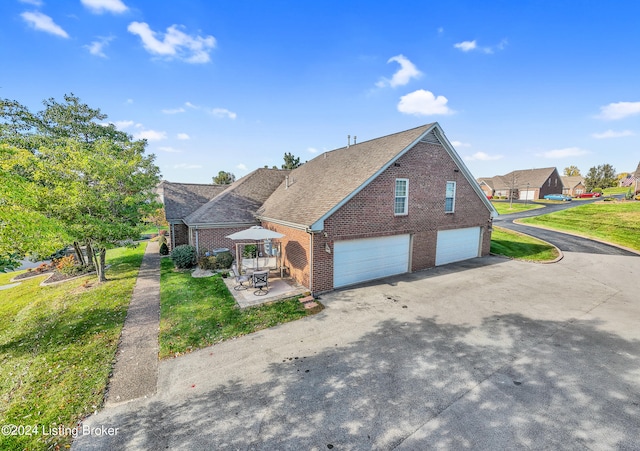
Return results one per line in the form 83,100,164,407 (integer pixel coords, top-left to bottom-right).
98,248,107,282
73,242,86,266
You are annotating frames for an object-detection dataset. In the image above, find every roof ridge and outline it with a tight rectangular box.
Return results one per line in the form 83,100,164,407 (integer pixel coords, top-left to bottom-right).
322,123,435,155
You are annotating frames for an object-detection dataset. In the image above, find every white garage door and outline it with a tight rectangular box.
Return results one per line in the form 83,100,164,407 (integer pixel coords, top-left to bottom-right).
520,190,536,200
435,227,481,266
334,234,410,288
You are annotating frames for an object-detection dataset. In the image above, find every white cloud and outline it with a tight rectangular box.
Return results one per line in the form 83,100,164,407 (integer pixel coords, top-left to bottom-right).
538,147,590,159
376,55,421,88
81,0,128,14
236,163,248,171
397,89,454,116
127,22,216,63
177,133,190,140
158,146,182,153
109,120,135,130
451,141,471,148
84,36,114,58
454,40,476,52
125,98,133,104
307,147,318,154
597,101,640,120
592,129,634,139
162,107,186,114
21,11,69,38
464,151,503,161
185,101,198,109
19,0,43,6
174,163,202,169
134,129,167,141
211,108,237,119
454,39,506,54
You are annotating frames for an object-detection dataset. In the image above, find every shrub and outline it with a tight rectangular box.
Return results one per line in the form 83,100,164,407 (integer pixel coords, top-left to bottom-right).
593,188,603,194
215,251,233,269
159,242,169,255
171,245,197,269
198,256,217,271
56,255,80,276
243,244,257,258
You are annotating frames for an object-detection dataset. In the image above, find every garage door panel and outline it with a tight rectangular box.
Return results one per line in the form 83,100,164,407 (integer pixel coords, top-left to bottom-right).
334,235,410,288
435,227,481,266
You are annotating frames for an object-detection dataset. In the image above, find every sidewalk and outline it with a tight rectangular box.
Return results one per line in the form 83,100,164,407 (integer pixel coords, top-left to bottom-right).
104,240,161,406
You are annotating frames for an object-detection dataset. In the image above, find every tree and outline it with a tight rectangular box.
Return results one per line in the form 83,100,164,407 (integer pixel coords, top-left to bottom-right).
584,164,617,192
564,165,581,176
213,171,235,184
0,94,161,281
282,152,301,169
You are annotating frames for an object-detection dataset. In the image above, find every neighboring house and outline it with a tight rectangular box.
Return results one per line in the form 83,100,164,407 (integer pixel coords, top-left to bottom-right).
257,122,496,293
163,182,228,250
479,167,563,200
561,176,585,197
635,161,640,193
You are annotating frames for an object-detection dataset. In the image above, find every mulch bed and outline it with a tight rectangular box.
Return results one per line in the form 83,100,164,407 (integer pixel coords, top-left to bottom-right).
11,267,96,284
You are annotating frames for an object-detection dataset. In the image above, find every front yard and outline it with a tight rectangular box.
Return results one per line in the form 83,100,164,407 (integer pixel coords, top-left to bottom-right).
490,226,560,261
0,244,146,451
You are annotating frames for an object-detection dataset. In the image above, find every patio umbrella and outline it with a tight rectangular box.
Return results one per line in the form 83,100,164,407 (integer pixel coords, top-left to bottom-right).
226,226,285,271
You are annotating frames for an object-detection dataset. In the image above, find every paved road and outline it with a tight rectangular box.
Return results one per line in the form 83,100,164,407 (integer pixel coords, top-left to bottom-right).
494,197,639,256
74,248,640,450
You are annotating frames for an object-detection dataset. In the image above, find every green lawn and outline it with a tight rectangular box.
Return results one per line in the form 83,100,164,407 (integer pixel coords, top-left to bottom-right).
0,243,146,451
159,259,313,359
519,201,640,251
490,226,560,261
491,201,545,215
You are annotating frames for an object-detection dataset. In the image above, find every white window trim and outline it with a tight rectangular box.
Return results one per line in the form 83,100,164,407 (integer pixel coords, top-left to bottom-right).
445,181,456,213
395,178,409,216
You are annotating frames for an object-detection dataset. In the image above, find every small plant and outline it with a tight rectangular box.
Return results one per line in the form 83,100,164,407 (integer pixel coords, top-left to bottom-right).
56,255,81,276
214,251,233,269
243,244,257,258
171,244,197,269
159,242,169,255
158,235,167,246
198,256,217,271
625,188,634,200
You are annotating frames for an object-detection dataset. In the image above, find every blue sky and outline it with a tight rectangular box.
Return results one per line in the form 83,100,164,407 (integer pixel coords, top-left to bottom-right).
2,0,639,184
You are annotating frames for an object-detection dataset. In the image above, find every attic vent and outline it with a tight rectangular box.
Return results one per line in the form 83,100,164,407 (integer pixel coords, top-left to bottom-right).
420,130,442,145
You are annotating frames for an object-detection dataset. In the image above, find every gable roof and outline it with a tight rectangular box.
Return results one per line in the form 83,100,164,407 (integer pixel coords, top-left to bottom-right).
258,123,495,230
184,168,290,226
635,161,640,178
561,176,584,189
483,167,559,190
163,182,228,222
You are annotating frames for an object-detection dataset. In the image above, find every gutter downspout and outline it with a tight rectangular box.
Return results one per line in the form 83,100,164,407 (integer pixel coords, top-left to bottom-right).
171,224,176,250
309,232,314,295
195,226,199,253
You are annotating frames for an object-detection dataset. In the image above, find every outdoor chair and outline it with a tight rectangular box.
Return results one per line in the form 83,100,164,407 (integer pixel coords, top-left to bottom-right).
252,270,269,296
232,265,250,291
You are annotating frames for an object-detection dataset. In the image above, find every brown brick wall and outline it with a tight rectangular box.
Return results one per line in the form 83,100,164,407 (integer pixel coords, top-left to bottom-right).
169,223,189,251
313,141,492,292
260,221,311,288
538,169,563,198
189,226,249,257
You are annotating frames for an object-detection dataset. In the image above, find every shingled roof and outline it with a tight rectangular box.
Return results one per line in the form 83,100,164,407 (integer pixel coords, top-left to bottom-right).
163,182,227,222
184,168,290,226
483,167,559,190
257,123,492,230
561,176,584,189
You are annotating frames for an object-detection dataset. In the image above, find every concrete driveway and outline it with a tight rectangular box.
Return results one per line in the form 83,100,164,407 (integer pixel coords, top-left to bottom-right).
74,250,640,450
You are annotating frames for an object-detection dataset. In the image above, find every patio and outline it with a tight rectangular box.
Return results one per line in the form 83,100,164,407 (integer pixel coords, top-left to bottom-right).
222,271,308,308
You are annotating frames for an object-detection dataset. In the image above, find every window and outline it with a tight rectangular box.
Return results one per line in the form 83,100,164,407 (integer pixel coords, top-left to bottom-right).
445,181,456,213
394,179,408,215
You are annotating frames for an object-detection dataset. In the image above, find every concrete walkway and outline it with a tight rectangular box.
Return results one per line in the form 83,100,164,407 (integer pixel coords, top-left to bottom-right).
104,240,161,406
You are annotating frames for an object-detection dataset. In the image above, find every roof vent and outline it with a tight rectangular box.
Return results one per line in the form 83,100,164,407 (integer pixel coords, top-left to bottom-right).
421,130,442,145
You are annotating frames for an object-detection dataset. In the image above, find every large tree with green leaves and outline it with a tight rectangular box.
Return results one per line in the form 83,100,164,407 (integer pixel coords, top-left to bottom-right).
213,170,235,184
584,163,617,191
563,165,581,176
0,94,161,280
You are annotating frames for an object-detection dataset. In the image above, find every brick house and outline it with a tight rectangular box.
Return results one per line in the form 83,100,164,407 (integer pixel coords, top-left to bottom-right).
164,168,289,254
561,176,585,197
478,167,563,200
257,123,496,293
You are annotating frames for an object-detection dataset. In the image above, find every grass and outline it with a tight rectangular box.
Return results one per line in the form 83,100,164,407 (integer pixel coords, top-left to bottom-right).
491,201,544,215
0,243,147,451
519,201,640,251
603,186,632,195
490,226,560,261
159,258,312,359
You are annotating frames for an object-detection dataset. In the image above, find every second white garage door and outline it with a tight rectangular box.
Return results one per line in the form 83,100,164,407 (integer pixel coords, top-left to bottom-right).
435,227,481,266
334,234,410,288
